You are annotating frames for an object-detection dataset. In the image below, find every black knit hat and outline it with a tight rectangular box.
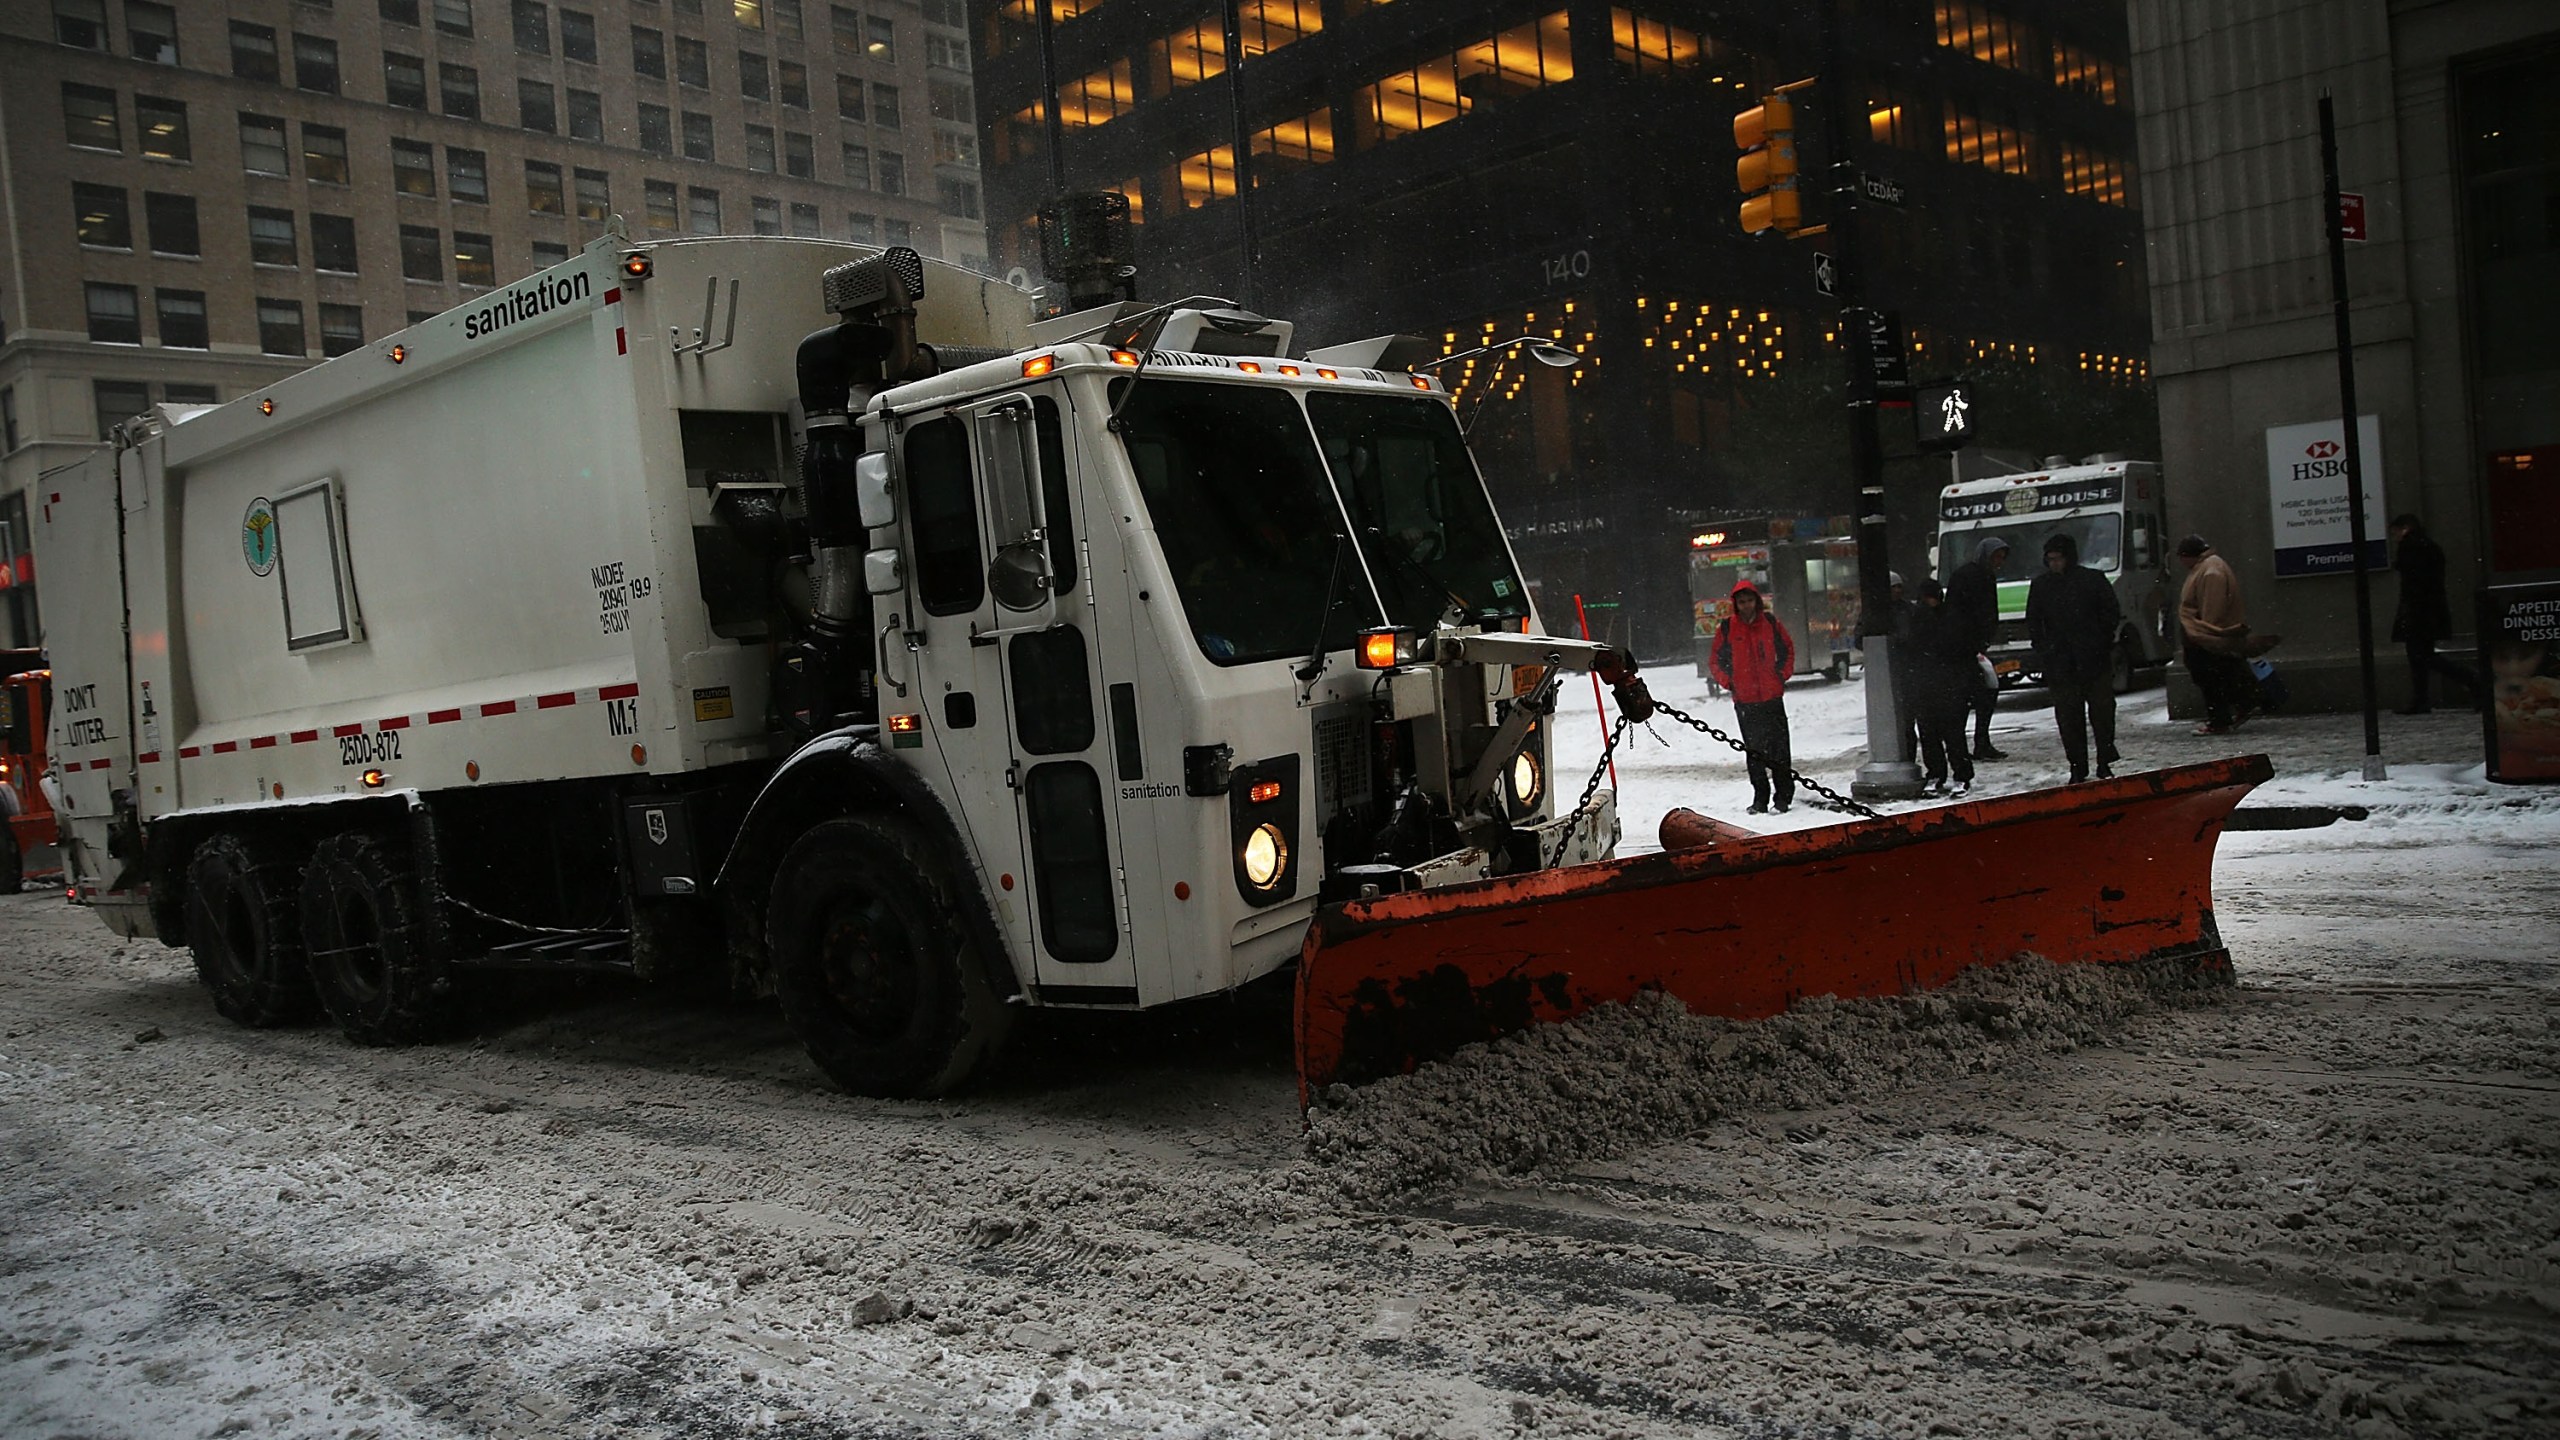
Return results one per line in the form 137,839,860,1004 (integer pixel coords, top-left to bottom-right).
2174,534,2210,558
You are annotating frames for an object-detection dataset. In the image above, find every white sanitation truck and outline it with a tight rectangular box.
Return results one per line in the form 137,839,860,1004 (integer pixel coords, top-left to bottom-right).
1933,458,2178,693
38,230,1628,1096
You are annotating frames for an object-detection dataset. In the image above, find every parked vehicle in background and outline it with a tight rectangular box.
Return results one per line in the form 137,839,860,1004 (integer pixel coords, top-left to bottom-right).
1685,520,1858,685
1934,459,2176,693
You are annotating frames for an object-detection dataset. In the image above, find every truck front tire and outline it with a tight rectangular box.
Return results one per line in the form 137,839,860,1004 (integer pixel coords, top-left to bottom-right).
183,833,314,1027
299,833,453,1045
766,815,1012,1099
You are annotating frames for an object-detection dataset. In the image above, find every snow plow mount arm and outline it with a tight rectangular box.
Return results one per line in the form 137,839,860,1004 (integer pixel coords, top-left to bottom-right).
1434,632,1655,723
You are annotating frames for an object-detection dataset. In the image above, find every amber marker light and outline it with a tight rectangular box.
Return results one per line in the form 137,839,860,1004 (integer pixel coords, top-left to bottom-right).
621,252,652,281
631,744,647,765
1278,364,1301,376
259,398,276,415
1358,629,1408,670
1247,779,1284,805
1316,368,1340,380
387,343,407,364
361,769,386,788
887,713,922,735
1410,375,1432,390
466,760,481,780
1237,360,1263,373
1020,353,1056,378
1109,349,1141,366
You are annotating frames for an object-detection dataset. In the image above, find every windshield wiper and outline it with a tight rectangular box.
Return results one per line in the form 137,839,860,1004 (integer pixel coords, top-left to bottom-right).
1296,533,1352,691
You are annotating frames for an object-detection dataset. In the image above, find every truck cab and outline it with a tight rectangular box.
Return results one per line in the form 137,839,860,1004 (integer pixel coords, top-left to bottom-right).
1934,460,2175,692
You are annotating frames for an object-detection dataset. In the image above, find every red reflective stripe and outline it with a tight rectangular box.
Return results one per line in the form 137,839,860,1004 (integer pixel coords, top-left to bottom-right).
378,716,411,730
212,741,239,754
428,708,462,724
290,730,319,743
250,735,278,749
537,692,576,709
599,683,640,700
480,700,519,717
616,328,627,355
604,286,621,304
136,751,160,764
178,746,201,758
333,724,364,738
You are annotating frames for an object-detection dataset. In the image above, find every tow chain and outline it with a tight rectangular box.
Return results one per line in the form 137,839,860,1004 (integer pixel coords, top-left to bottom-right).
1546,696,1879,865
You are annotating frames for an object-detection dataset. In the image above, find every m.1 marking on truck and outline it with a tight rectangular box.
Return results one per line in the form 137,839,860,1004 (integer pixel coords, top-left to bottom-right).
242,498,278,576
338,730,402,766
606,697,639,736
461,269,594,341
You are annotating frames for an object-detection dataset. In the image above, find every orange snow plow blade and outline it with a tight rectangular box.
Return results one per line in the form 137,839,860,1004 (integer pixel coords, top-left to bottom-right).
1296,755,2272,1097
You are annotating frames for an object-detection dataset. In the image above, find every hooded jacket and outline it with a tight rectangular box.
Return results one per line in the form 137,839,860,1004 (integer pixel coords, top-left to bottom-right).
2025,533,2121,685
1709,581,1795,705
1945,536,2008,655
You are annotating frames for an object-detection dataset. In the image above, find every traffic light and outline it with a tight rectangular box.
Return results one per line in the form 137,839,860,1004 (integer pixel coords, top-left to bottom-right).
1735,96,1802,236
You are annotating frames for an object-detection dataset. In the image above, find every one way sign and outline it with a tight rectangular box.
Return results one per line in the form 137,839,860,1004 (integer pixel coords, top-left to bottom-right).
1813,251,1836,296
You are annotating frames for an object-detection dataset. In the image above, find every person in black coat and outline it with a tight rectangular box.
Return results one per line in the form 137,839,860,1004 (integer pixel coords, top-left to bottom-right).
2025,532,2122,782
1945,536,2009,759
1907,580,1977,796
2389,513,2475,713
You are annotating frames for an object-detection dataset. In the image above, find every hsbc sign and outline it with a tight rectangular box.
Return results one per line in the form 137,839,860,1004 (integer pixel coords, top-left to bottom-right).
2265,415,2387,578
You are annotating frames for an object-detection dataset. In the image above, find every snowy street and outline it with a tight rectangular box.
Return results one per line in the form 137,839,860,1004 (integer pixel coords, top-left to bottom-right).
6,678,2557,1439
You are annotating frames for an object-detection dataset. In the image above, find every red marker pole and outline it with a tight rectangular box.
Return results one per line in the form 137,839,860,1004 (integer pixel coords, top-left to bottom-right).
1573,593,1619,789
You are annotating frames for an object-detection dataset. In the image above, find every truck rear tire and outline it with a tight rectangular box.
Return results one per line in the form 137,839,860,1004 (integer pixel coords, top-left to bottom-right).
183,833,314,1027
299,833,453,1045
765,815,1012,1099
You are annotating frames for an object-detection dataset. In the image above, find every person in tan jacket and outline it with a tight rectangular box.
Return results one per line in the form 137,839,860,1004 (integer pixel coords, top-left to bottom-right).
2175,535,2277,734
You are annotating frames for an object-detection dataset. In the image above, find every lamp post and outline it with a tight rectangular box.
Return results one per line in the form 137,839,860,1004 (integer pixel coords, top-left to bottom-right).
1413,336,1582,436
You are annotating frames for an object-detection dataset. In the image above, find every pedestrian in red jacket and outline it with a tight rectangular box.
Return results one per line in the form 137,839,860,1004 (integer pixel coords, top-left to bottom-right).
1708,580,1797,813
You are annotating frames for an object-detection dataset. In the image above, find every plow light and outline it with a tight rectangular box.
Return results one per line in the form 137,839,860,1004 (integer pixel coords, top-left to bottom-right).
1357,629,1411,670
1241,823,1288,890
1507,746,1545,816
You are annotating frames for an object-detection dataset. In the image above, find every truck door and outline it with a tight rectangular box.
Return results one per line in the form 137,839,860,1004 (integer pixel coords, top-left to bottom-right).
892,394,1131,1001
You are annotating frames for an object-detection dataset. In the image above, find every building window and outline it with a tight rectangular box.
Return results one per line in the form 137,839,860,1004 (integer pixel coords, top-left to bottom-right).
63,84,120,151
526,159,565,212
1146,23,1220,94
2061,142,2129,205
145,191,198,254
937,176,980,220
248,206,298,266
442,64,482,120
841,141,869,188
751,195,782,234
521,78,557,131
385,53,429,109
313,213,359,271
392,137,436,195
561,9,597,63
56,0,108,51
574,167,610,220
872,82,901,129
926,32,967,71
746,123,776,171
449,147,489,202
682,111,714,160
231,21,280,81
645,178,679,229
774,0,804,43
434,0,474,38
932,126,978,167
401,224,443,280
633,26,666,78
1352,11,1573,146
295,34,342,94
788,200,819,235
513,0,551,55
1236,0,1318,54
1034,59,1124,127
877,150,904,196
3,388,20,452
137,96,190,160
866,16,894,61
783,131,813,177
240,114,290,176
688,186,720,234
156,289,208,348
639,102,673,154
883,216,911,245
1172,145,1234,209
304,123,352,184
320,303,366,357
163,383,218,405
928,78,972,125
381,0,421,26
2051,39,2121,104
95,381,153,440
846,210,876,243
836,73,866,122
258,299,307,355
455,232,497,286
1867,85,1924,149
1944,106,2035,176
741,51,770,100
779,60,808,108
74,183,133,249
567,87,603,139
531,240,570,266
1936,1,2032,73
830,5,862,61
677,36,709,88
734,0,764,30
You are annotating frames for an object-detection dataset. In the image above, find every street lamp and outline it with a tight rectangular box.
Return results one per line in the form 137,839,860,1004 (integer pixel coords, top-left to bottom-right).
1414,336,1582,435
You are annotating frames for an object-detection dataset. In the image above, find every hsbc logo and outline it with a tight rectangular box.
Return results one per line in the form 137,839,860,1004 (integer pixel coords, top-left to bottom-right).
2306,440,2340,458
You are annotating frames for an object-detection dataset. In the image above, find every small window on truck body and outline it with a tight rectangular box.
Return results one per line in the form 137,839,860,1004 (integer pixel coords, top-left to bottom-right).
905,414,983,615
275,478,364,650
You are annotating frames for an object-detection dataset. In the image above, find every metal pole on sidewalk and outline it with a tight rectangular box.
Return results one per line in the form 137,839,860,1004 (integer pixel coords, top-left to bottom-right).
2319,93,2385,782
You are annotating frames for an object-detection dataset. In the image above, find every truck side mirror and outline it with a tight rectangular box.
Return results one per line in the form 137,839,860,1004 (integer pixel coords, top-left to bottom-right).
974,400,1054,614
854,451,895,529
863,547,904,595
2131,527,2155,571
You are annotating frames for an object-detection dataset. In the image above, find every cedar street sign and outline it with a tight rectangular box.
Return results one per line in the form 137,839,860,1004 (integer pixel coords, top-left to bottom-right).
1859,172,1906,207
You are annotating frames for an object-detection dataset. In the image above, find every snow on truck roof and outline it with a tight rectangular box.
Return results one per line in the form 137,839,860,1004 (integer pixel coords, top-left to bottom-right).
870,341,1449,416
1939,459,2155,500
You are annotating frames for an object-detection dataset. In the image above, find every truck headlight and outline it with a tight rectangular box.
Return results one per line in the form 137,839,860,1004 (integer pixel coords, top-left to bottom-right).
1241,822,1288,889
1507,745,1544,816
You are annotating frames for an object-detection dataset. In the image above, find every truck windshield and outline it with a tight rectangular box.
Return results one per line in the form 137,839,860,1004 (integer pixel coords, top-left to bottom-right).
1113,378,1381,665
1939,513,2125,583
1305,391,1531,628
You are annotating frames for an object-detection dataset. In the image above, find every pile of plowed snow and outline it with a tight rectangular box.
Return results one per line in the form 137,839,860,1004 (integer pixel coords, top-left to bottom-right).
1299,955,2218,1207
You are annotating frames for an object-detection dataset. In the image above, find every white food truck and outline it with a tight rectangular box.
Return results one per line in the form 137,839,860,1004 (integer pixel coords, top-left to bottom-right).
1934,459,2177,692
